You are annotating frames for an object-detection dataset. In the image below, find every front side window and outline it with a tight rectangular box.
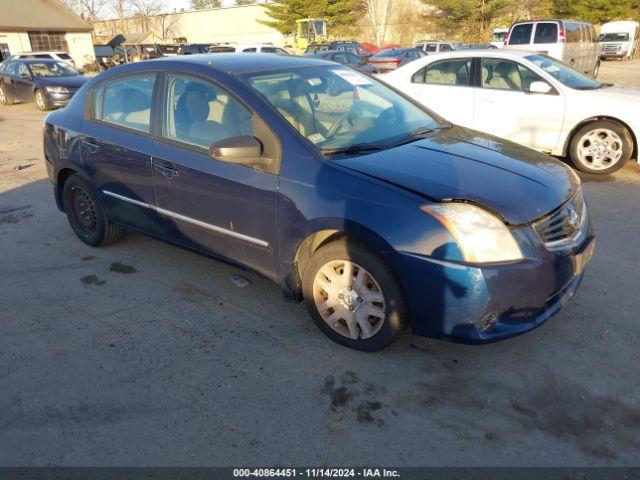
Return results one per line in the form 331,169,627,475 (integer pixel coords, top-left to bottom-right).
4,61,18,76
440,44,452,52
413,59,471,86
509,24,533,45
18,63,30,78
245,66,442,152
333,53,348,64
346,53,360,65
534,22,558,44
482,59,525,91
101,74,155,132
243,48,257,53
163,74,253,149
425,44,437,52
491,31,507,42
525,54,602,90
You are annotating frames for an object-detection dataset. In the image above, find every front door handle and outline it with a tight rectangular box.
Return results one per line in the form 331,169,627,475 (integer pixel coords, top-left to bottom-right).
153,160,179,180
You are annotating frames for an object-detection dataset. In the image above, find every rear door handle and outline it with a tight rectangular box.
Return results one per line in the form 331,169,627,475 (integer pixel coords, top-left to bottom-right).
153,160,179,179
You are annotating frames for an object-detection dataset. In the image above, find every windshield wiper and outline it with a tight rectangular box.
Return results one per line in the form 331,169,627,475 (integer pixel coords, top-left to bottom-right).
320,143,385,156
384,126,439,149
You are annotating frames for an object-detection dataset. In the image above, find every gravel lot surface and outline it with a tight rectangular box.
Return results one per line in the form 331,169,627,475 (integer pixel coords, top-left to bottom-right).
0,60,639,467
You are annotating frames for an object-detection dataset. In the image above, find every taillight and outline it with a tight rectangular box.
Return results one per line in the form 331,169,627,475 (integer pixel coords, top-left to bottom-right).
559,30,566,43
503,35,509,45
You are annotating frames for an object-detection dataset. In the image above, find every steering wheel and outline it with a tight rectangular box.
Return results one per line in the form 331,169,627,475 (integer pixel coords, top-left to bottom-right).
326,112,356,139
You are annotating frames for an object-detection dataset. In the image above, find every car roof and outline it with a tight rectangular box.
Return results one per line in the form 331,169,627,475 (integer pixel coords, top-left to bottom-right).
126,53,335,75
16,57,64,64
419,49,536,59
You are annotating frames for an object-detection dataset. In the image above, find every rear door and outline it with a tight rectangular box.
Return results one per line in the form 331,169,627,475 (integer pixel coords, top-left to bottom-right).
403,57,475,127
150,73,279,278
474,57,565,152
81,73,164,236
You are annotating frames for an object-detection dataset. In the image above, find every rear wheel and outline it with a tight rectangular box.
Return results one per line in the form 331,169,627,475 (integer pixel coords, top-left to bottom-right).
0,84,13,105
34,89,50,111
569,120,632,175
62,174,122,246
302,238,407,351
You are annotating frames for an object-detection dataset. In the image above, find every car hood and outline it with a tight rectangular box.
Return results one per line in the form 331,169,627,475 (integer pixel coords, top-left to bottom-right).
36,75,89,89
580,85,640,103
338,126,579,224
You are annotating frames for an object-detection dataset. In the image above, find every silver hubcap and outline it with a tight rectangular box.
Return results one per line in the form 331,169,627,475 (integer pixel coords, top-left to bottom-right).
576,128,623,171
36,92,45,109
313,260,386,340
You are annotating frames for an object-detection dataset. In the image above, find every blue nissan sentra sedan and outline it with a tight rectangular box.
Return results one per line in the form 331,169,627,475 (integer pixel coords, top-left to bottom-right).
43,54,595,351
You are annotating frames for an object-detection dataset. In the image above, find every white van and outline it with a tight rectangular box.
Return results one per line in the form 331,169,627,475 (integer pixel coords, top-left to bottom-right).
490,28,509,49
599,21,639,60
504,20,599,76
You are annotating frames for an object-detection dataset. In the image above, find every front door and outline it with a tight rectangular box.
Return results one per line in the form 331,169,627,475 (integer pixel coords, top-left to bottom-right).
403,57,475,128
474,57,566,152
14,63,34,101
151,73,279,279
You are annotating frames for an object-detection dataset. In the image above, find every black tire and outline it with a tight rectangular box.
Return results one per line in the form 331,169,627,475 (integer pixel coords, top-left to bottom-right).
0,84,14,105
34,89,50,111
62,174,122,246
569,120,632,175
302,237,407,351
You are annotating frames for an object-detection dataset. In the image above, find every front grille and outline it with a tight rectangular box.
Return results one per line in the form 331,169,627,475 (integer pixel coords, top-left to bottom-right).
602,44,621,53
532,190,587,252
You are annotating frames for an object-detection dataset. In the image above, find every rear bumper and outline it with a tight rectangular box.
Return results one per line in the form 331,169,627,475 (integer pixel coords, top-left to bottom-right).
396,223,595,344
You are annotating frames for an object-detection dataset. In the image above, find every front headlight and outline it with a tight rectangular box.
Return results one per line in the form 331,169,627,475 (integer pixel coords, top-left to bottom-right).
421,203,523,263
45,86,69,94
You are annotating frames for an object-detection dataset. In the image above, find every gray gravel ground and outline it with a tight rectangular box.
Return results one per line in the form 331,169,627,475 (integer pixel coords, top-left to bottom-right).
0,60,639,467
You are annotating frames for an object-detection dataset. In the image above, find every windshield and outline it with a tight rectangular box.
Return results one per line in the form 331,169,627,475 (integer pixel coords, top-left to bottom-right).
245,66,443,153
599,33,630,42
525,54,602,89
491,32,507,42
28,61,80,77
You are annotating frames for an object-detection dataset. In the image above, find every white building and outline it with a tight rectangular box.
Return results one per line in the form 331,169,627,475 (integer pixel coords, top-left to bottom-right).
94,4,286,47
0,0,95,67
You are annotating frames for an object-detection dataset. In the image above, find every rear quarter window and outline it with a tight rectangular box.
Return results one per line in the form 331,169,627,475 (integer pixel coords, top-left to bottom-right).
509,24,533,45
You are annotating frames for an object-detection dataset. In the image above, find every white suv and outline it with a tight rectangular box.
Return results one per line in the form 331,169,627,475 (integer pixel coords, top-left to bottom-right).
208,44,289,55
11,51,75,67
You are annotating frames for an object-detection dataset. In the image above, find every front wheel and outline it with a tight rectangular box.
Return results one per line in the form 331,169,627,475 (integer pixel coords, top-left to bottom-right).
0,84,13,105
302,238,407,351
62,174,122,246
569,120,632,175
34,89,50,111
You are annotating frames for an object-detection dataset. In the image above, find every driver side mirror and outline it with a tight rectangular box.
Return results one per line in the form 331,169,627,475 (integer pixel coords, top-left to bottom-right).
210,135,272,168
529,81,552,94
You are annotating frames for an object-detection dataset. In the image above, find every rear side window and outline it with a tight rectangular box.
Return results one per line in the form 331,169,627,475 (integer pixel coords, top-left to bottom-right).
509,24,533,45
4,61,18,76
534,23,558,44
243,48,257,53
262,47,276,53
425,44,437,52
100,73,155,133
440,44,452,52
413,58,471,86
209,46,235,53
566,23,581,43
58,53,72,60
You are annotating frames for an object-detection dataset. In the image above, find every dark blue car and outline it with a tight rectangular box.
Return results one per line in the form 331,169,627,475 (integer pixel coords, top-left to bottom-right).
42,54,595,351
0,58,88,110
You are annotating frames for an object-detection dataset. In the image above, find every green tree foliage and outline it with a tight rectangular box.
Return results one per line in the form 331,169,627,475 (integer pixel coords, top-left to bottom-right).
190,0,222,10
235,0,257,5
261,0,360,35
552,0,640,24
423,0,519,42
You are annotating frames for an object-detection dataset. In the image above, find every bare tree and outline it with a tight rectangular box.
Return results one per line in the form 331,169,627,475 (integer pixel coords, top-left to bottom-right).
108,0,131,32
364,0,392,45
131,0,165,32
155,13,181,42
